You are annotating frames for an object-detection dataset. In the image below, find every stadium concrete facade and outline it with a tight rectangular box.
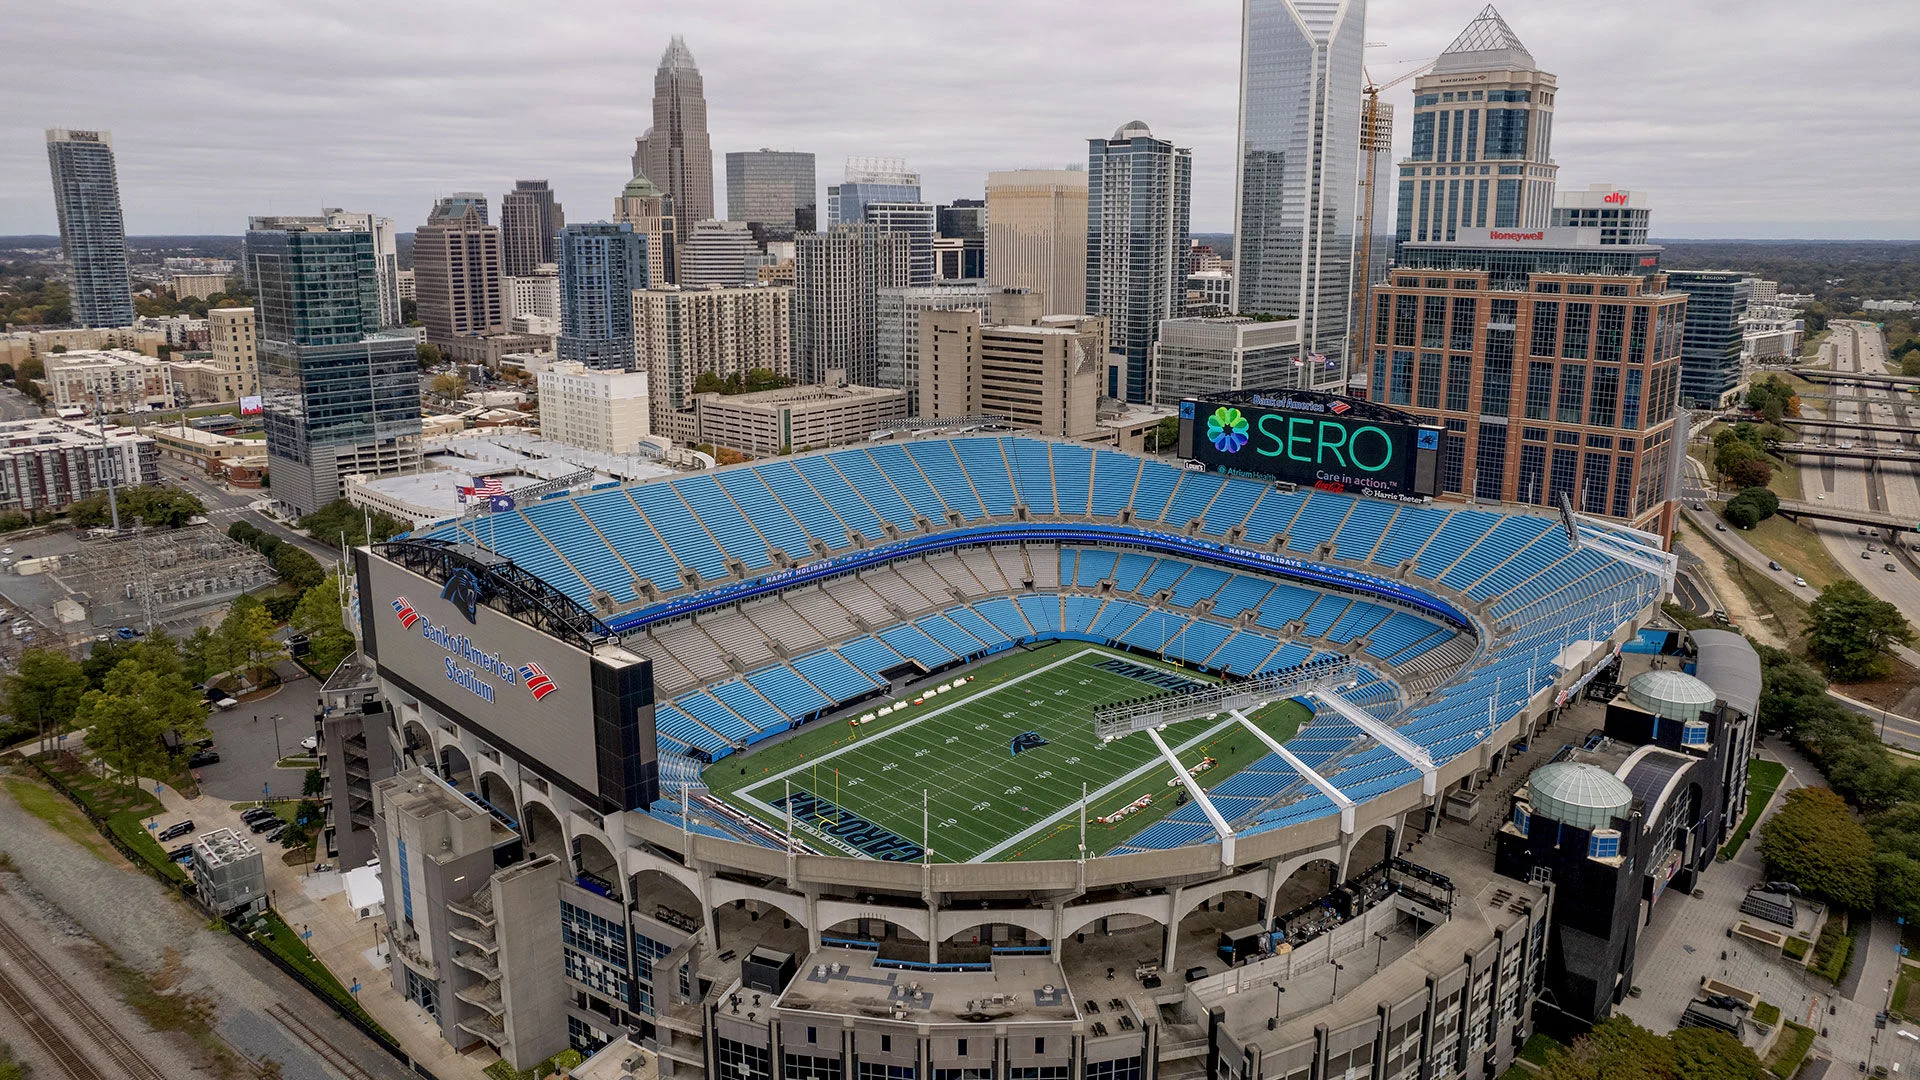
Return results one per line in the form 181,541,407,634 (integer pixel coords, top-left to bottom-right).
328,433,1756,1079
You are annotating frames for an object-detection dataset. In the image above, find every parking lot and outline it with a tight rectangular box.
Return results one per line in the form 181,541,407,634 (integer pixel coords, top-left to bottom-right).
191,666,319,802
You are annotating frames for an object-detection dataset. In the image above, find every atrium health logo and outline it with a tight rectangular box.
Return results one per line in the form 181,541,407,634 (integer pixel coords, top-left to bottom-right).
1207,407,1250,453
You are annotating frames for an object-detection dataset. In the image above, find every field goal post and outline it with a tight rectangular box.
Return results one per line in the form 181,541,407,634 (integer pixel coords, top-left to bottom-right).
1091,655,1358,743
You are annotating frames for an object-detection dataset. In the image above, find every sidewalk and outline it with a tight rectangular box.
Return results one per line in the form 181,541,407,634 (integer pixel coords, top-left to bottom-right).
147,781,494,1080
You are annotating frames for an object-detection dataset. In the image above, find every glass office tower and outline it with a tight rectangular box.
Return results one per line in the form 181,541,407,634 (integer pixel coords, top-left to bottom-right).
726,150,817,237
1232,0,1366,389
249,225,421,514
556,223,650,371
1087,122,1191,403
45,128,135,328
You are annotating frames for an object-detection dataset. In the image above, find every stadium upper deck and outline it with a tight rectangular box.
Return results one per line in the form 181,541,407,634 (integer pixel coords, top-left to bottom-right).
411,434,1667,856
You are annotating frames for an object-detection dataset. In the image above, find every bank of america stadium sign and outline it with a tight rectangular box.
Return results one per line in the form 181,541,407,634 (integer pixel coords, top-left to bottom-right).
392,596,559,704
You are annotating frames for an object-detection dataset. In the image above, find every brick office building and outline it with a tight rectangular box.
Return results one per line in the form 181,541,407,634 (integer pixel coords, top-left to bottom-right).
1365,229,1688,538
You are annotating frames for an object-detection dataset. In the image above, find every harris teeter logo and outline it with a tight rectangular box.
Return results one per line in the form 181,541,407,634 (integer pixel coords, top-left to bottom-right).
1207,407,1251,453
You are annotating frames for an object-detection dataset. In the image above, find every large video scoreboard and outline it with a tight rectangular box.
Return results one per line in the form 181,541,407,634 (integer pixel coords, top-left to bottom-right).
1177,391,1441,498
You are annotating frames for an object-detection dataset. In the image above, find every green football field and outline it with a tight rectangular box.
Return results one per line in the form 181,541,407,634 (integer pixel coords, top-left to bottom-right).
702,642,1311,863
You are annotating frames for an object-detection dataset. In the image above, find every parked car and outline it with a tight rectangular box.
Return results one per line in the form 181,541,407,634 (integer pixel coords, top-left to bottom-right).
299,734,319,753
187,750,220,768
210,697,239,711
167,843,195,862
156,820,195,842
248,816,280,833
264,825,287,844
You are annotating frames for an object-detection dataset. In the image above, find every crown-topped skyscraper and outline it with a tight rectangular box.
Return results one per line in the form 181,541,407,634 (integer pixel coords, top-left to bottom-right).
1394,6,1559,245
632,36,715,226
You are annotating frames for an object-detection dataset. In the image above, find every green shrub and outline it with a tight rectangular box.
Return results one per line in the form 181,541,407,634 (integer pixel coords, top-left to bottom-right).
1783,936,1811,961
1752,1001,1780,1026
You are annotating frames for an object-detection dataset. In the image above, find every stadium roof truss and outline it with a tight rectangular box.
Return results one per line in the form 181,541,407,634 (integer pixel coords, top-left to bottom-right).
1308,686,1438,798
1092,655,1355,742
1229,708,1357,835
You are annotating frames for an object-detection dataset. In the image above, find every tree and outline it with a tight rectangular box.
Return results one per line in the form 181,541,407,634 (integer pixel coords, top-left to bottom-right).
416,342,443,368
1759,787,1876,909
290,575,354,673
1537,1016,1674,1080
1723,487,1779,529
1145,416,1182,455
429,371,469,400
68,485,206,529
298,499,408,549
271,543,326,591
1753,645,1833,735
75,660,207,787
1805,579,1917,682
1,648,89,748
1722,453,1773,491
181,625,222,685
303,767,324,797
1669,1027,1762,1080
1746,376,1800,423
216,596,283,685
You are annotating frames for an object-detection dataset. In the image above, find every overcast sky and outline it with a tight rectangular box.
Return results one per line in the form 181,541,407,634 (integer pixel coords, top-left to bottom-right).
4,0,1917,239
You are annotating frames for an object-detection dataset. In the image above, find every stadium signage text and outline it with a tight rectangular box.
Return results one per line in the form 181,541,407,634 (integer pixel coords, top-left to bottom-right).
775,789,924,861
1188,395,1434,496
393,597,557,705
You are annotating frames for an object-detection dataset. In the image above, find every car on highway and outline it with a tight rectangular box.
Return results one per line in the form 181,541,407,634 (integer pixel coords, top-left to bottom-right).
1865,550,1876,560
1887,563,1899,573
156,820,195,842
1768,560,1782,571
1716,522,1727,532
1794,577,1807,588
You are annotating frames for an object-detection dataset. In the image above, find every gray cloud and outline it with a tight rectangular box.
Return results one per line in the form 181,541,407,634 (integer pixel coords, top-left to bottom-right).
3,0,1916,238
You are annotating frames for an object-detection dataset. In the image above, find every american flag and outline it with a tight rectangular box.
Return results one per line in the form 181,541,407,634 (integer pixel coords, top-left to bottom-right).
520,662,557,700
473,476,506,498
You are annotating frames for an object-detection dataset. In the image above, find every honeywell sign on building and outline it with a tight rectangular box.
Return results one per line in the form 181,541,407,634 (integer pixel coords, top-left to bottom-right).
355,548,659,813
1473,226,1609,248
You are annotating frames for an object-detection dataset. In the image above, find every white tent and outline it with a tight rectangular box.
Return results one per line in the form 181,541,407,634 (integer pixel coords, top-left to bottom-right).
342,863,384,920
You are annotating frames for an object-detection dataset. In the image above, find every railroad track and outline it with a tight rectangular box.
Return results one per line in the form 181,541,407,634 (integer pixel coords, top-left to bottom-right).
266,1000,381,1080
0,913,170,1080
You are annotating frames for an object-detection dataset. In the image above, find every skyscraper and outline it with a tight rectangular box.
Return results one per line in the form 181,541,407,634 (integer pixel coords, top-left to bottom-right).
413,194,504,347
633,37,715,225
986,170,1088,317
726,149,817,238
613,175,678,287
863,202,937,286
1667,270,1754,410
793,225,912,385
935,199,987,280
680,219,758,287
244,210,400,328
555,223,648,371
500,180,565,277
827,158,920,226
1087,122,1191,403
876,282,1037,414
45,128,134,328
248,222,421,515
1396,7,1558,245
1233,0,1366,388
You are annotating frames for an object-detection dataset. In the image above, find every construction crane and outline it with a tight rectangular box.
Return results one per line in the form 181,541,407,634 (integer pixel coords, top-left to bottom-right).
1351,58,1434,365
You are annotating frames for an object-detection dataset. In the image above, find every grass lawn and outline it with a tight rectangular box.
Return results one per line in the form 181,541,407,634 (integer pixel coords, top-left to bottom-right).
485,1050,585,1080
704,642,1312,863
1720,759,1789,859
1719,554,1811,646
1893,963,1917,1021
1517,1033,1564,1067
1764,1021,1815,1077
250,911,386,1034
0,775,114,862
1741,516,1844,592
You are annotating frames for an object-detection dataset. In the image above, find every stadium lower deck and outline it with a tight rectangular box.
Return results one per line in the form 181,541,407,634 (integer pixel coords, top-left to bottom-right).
418,435,1664,860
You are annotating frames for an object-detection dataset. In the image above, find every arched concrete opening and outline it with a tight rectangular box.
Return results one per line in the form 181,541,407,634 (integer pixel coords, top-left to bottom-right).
571,832,621,897
1344,822,1396,882
937,920,1051,965
438,744,473,791
821,915,929,964
1169,889,1264,974
476,771,518,825
631,868,702,930
709,889,812,961
401,719,433,769
1270,858,1341,929
521,801,565,862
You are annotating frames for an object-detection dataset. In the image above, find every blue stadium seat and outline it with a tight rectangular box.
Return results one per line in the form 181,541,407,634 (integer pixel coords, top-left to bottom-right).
1111,553,1155,592
1161,472,1225,531
945,605,1011,649
1049,443,1093,516
862,443,950,524
744,664,833,718
794,456,888,543
1007,438,1059,516
1167,565,1228,608
1128,461,1181,521
790,650,880,704
830,449,920,532
916,613,989,658
837,636,908,680
974,597,1036,640
1285,493,1349,553
629,484,729,582
1238,489,1307,546
1329,499,1396,561
754,461,853,550
903,442,987,520
876,624,959,670
1413,509,1501,581
716,469,814,562
1207,576,1274,619
1089,451,1142,518
1198,479,1261,536
952,438,1018,516
1018,595,1062,634
675,473,774,571
1208,631,1281,676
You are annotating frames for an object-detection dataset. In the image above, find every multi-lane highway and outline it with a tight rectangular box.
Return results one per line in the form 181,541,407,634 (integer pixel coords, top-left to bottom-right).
1797,320,1920,620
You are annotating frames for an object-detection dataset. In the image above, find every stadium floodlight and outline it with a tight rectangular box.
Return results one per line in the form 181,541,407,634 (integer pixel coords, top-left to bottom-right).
1092,655,1355,743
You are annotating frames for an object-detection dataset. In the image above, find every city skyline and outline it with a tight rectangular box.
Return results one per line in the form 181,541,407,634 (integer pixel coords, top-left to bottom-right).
3,0,1914,240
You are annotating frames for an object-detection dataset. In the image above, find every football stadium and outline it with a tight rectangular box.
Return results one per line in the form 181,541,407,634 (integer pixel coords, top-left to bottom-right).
345,422,1720,1079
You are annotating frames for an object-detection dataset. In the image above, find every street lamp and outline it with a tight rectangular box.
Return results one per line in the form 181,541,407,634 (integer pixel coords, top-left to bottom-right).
1268,981,1286,1030
1331,962,1346,1002
271,713,283,760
